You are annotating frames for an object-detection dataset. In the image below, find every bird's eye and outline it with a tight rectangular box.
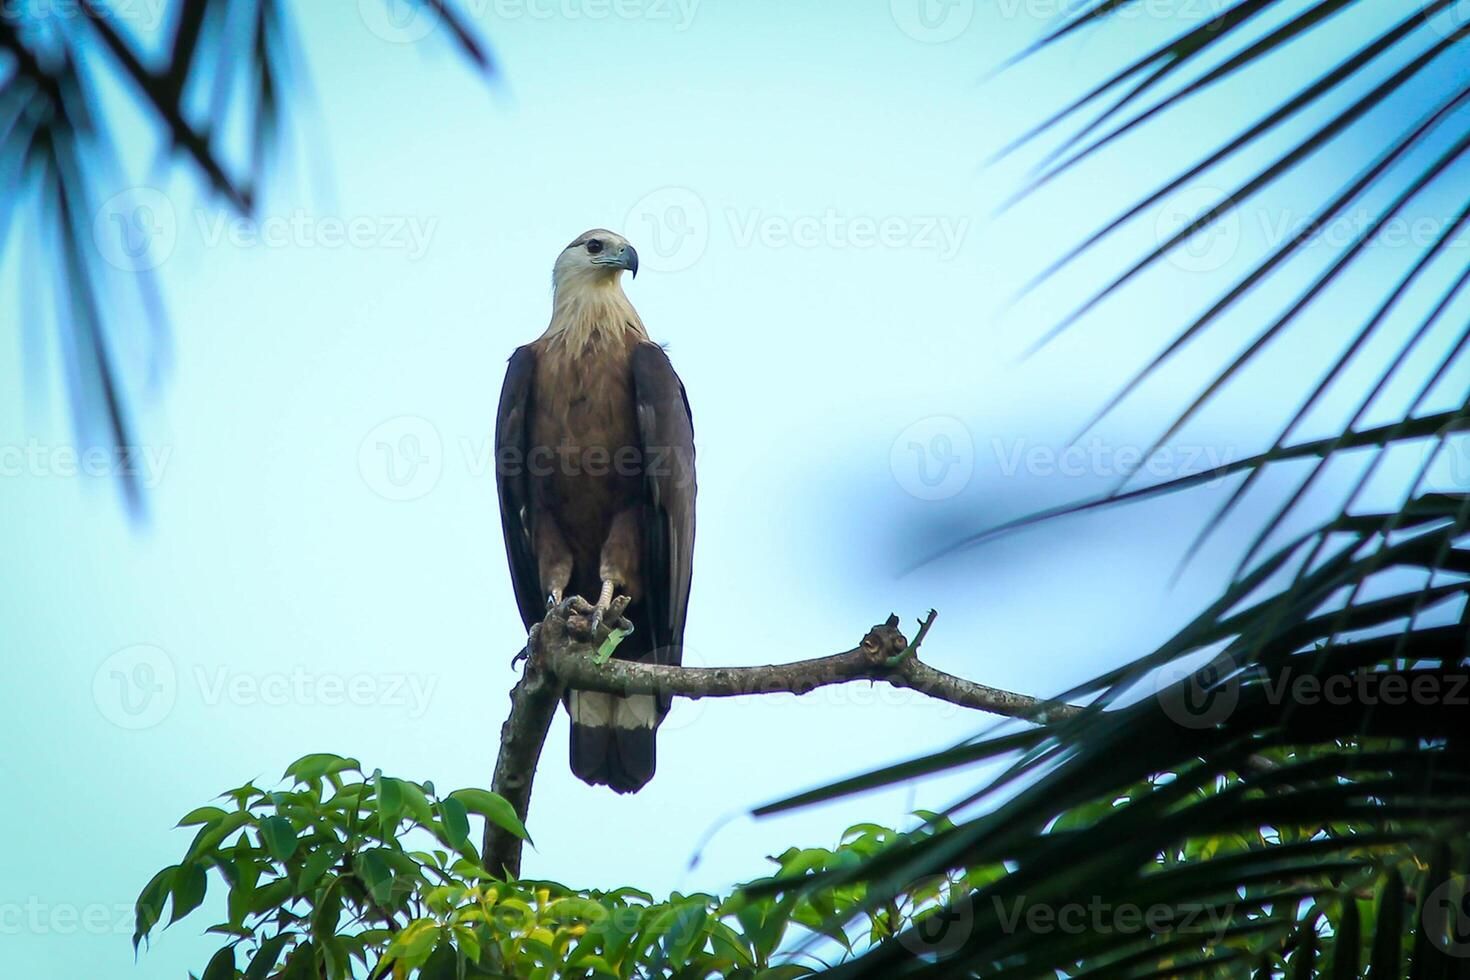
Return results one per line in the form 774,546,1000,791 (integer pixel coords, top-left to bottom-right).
586,240,604,254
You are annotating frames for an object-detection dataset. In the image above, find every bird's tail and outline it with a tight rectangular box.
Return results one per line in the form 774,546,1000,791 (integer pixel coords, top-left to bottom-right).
567,690,661,793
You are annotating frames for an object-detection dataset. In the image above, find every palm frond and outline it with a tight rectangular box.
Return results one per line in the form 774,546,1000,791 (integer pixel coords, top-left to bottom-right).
1,0,491,517
943,1,1470,614
790,496,1470,977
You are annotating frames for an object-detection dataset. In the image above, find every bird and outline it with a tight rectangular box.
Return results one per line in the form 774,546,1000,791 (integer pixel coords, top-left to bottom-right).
495,229,696,793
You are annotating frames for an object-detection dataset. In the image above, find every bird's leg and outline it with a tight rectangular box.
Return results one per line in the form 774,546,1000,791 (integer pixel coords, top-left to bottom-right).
588,579,616,637
592,594,634,664
512,624,538,668
592,511,640,644
513,590,566,669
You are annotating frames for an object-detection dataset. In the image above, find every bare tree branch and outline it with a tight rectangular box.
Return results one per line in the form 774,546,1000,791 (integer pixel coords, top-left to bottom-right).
483,602,1076,877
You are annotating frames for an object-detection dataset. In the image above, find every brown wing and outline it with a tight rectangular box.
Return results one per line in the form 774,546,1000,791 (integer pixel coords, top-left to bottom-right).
495,344,546,630
630,342,696,673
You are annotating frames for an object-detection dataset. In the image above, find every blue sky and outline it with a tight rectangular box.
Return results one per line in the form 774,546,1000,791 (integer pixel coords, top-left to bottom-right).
3,0,1470,975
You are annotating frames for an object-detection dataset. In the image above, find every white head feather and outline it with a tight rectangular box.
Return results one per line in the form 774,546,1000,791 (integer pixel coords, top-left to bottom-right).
544,229,646,349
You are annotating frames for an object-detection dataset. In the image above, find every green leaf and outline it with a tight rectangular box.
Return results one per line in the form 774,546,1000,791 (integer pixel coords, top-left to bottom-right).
251,878,293,917
278,940,315,980
1368,868,1404,977
260,815,298,863
178,806,229,828
284,753,360,785
296,844,340,894
355,849,394,904
243,933,290,980
449,789,529,841
420,941,458,980
377,774,405,837
133,865,177,950
398,780,436,827
185,810,253,864
200,944,235,980
594,626,631,663
170,863,208,926
438,797,472,852
385,918,440,969
310,880,342,946
664,903,709,967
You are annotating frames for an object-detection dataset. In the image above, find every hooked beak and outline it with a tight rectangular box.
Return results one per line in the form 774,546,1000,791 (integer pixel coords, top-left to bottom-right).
591,242,639,278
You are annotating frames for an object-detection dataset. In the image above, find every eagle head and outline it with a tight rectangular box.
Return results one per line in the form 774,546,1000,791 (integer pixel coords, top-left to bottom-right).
553,229,639,291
